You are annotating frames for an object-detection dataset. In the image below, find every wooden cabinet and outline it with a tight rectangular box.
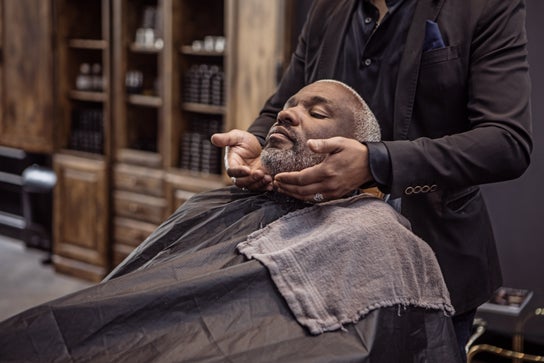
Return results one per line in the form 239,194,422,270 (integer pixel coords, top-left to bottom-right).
52,154,109,282
112,164,168,263
110,0,286,263
51,0,112,280
165,170,224,214
112,217,156,266
112,0,172,169
110,0,171,264
174,0,226,176
54,0,111,157
0,0,290,279
0,0,55,153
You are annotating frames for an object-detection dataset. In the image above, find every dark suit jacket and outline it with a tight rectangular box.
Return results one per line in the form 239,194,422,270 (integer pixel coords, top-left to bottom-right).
248,0,533,313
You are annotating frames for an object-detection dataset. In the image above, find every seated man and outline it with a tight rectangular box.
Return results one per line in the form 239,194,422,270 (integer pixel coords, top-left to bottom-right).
0,81,461,363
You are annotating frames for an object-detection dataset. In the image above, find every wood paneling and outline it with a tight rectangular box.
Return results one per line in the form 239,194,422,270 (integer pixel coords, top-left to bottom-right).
0,0,55,153
225,0,285,131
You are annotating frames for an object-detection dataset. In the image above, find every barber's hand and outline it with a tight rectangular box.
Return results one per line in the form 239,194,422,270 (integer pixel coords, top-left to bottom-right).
274,137,373,202
211,129,273,191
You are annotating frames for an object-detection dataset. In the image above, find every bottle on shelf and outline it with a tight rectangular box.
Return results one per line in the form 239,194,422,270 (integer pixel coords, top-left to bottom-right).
76,63,93,91
125,70,144,94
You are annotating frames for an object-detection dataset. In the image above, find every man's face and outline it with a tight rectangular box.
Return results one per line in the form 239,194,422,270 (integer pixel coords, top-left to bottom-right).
261,82,356,176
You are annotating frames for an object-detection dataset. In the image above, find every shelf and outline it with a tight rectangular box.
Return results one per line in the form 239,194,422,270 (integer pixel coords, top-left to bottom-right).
51,0,112,282
69,90,107,103
182,102,225,115
68,38,108,50
58,149,105,161
180,45,224,57
127,94,163,108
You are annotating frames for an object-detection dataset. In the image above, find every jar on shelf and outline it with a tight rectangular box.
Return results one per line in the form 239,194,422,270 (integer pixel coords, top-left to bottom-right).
76,63,92,91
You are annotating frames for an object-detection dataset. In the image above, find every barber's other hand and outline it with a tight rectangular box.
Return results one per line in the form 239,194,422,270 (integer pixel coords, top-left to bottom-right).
274,137,373,202
211,129,273,191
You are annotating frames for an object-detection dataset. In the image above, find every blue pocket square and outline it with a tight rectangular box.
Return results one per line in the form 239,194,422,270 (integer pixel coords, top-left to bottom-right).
423,20,445,52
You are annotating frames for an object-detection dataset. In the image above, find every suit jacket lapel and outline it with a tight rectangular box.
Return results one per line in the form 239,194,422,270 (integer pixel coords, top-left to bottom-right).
394,0,445,139
316,0,357,79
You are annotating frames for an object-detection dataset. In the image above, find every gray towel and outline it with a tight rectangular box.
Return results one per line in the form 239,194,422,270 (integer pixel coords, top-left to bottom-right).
237,194,455,335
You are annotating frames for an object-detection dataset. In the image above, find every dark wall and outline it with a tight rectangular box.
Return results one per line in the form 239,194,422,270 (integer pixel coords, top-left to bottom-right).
481,0,544,290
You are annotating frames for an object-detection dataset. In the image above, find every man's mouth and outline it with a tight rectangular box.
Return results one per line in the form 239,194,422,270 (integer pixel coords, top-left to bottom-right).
268,126,294,143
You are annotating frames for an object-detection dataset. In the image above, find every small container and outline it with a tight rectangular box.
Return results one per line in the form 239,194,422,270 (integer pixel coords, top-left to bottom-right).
76,63,92,91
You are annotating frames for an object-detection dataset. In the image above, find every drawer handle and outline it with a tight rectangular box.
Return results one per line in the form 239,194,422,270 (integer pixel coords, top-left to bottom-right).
128,203,141,213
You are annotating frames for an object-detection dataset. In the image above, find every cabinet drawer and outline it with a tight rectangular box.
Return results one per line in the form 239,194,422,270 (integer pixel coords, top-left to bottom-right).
114,163,165,197
114,217,157,248
112,215,159,267
114,190,167,224
165,171,225,214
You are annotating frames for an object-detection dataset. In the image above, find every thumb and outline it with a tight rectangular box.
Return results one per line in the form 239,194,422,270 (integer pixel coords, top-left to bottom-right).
210,133,229,147
307,137,345,154
211,129,242,148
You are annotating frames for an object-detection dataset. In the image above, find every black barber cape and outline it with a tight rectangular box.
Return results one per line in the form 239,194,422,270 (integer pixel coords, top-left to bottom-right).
0,187,461,362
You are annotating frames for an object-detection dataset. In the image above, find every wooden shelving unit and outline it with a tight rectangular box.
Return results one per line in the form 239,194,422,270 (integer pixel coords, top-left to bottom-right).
52,0,112,282
109,0,288,265
0,0,289,279
111,0,171,265
0,0,287,281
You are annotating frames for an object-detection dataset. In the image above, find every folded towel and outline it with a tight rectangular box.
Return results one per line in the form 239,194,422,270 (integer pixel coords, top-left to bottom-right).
237,194,454,335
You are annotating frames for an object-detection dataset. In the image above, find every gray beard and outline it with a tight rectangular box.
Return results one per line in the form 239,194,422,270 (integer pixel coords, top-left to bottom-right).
260,144,326,177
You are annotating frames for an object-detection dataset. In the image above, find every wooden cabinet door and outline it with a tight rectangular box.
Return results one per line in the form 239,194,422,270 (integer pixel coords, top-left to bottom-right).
53,154,109,281
0,0,56,153
165,170,225,214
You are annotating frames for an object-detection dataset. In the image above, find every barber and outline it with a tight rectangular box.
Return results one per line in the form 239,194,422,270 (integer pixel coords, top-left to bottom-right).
212,0,532,360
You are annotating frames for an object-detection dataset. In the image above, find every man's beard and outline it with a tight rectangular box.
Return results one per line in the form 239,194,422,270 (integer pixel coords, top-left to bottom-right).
260,137,326,177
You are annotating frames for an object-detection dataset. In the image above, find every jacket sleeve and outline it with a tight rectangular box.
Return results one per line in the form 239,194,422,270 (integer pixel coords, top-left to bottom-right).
384,0,532,198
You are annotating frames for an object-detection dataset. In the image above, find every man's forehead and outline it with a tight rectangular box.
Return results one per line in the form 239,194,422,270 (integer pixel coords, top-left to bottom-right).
285,83,349,108
285,95,330,108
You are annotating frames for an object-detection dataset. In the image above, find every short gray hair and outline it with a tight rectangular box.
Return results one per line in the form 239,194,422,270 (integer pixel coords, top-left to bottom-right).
314,79,381,142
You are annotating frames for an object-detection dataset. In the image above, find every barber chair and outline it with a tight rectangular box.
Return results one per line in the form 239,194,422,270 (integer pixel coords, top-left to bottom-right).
21,165,57,260
466,310,544,362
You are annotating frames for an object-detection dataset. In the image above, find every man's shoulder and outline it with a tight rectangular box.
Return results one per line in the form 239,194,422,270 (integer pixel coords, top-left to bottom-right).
440,0,525,22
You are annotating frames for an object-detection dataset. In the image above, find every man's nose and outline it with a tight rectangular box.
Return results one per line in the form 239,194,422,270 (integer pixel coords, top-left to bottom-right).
277,108,301,126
